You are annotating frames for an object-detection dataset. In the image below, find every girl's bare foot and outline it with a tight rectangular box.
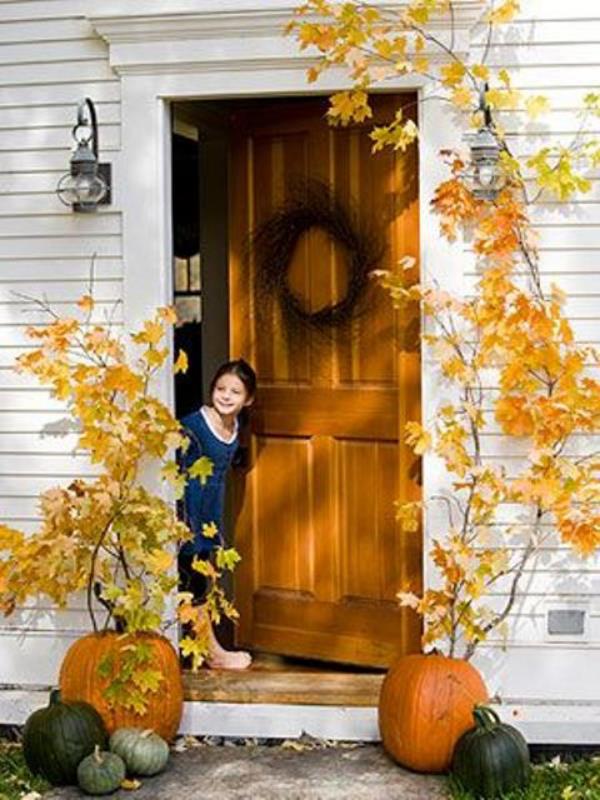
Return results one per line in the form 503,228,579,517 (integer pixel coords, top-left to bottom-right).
206,623,252,670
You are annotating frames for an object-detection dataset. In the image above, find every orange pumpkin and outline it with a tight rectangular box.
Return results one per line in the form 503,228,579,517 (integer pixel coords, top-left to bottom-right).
59,631,183,741
378,653,488,773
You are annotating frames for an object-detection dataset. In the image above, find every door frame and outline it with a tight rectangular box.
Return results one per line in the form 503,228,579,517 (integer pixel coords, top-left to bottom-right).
88,1,479,735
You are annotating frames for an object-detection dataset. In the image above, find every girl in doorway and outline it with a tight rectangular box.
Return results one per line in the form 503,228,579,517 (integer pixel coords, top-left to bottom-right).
178,358,256,670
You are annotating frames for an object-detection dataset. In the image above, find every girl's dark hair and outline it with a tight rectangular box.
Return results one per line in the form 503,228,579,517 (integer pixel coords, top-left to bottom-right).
209,359,257,401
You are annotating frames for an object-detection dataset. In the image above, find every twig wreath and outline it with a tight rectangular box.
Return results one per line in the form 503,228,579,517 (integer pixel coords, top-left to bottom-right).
251,179,385,332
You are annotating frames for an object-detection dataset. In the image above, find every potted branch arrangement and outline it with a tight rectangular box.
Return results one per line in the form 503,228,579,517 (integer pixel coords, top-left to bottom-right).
289,0,600,786
0,291,240,748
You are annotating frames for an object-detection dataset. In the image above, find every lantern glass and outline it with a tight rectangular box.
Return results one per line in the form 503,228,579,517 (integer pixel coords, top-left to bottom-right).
477,162,496,188
463,126,506,200
57,170,107,210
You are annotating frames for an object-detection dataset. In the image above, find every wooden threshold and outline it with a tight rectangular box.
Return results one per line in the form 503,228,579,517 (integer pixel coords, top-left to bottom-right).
183,653,385,706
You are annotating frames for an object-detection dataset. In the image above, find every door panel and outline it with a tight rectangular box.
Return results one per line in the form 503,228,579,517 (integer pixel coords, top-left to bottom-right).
230,95,421,667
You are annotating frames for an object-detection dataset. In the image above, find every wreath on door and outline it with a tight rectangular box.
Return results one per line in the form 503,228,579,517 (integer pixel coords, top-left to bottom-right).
251,179,385,332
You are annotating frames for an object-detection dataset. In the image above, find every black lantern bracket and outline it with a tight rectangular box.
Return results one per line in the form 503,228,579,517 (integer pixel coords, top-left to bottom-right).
56,97,112,212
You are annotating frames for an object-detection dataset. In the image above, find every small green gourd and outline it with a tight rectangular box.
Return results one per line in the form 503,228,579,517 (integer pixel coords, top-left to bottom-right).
22,689,108,785
451,705,531,799
77,745,126,795
109,727,169,776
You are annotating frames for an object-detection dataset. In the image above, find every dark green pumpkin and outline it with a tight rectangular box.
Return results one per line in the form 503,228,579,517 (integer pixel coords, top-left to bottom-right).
22,689,108,786
77,745,126,795
451,705,531,799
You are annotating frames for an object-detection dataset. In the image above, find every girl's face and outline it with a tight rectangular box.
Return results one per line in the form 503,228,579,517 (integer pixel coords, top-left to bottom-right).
211,373,253,418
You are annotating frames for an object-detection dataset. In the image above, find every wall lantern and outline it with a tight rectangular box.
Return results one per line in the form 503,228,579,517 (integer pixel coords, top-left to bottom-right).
462,85,506,201
56,98,111,212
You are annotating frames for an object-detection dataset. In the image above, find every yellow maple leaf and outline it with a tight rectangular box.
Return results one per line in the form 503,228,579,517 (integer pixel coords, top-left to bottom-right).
404,421,432,455
486,0,520,24
440,61,466,88
131,320,164,347
451,86,473,109
498,68,511,87
191,557,216,578
77,294,95,313
144,346,169,369
495,396,534,437
104,365,144,399
525,95,550,120
472,64,490,81
327,90,372,125
413,55,430,74
486,87,521,110
158,306,177,325
174,349,189,375
202,521,219,539
188,455,214,484
144,549,173,574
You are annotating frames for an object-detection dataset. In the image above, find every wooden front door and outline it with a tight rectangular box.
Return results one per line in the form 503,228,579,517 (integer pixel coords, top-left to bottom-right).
229,95,421,668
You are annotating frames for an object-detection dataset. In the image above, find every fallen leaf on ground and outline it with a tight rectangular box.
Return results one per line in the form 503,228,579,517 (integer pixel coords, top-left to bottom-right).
281,739,310,751
120,778,142,790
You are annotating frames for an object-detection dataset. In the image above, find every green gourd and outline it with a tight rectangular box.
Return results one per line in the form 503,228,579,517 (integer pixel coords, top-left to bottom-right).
109,727,169,776
22,689,108,785
77,745,126,795
451,705,531,799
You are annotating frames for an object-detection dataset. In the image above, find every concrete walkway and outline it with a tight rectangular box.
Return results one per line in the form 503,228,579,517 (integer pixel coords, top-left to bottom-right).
46,741,447,800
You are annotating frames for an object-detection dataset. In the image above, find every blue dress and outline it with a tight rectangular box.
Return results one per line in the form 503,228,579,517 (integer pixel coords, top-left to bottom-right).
179,407,239,555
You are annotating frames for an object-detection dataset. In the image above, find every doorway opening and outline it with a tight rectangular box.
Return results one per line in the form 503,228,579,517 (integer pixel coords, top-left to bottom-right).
171,95,421,701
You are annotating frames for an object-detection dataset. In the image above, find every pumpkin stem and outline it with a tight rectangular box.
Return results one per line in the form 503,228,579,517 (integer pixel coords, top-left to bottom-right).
473,704,501,731
141,729,154,738
94,744,103,764
49,688,61,705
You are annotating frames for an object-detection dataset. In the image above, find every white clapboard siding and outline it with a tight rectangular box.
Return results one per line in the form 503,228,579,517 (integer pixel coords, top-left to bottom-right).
0,497,46,520
472,647,600,703
0,258,123,280
422,0,600,707
0,389,62,411
0,81,119,107
0,0,104,21
473,42,600,68
466,246,600,269
0,38,108,64
485,18,600,44
0,213,119,237
0,432,81,454
0,18,95,43
0,0,124,680
0,309,123,326
0,410,77,433
0,281,122,303
465,272,600,294
0,60,116,88
0,102,120,129
0,123,120,152
0,235,121,258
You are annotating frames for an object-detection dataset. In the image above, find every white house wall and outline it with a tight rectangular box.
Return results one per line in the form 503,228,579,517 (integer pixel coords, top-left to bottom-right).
0,0,122,682
464,0,600,714
0,0,599,741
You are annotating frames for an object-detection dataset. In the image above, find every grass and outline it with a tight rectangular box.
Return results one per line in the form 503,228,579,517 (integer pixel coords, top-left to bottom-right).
448,757,600,800
0,741,49,800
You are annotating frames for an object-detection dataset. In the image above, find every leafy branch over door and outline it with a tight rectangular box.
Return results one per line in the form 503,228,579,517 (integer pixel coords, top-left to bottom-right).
288,0,600,658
